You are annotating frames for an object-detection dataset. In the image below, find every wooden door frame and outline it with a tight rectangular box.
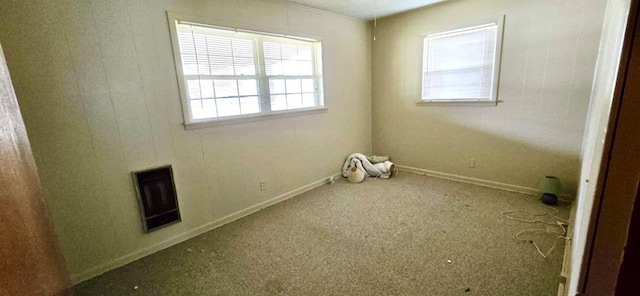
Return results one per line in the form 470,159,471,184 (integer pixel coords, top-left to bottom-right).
0,43,71,295
579,0,640,294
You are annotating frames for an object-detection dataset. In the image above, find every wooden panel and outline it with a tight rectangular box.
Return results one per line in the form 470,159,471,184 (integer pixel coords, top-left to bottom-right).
0,44,70,295
616,189,640,293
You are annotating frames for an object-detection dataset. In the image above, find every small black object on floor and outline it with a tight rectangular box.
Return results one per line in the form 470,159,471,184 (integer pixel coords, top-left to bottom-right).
541,193,558,205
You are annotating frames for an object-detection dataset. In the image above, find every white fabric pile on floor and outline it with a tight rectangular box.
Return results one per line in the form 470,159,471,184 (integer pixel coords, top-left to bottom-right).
342,153,395,179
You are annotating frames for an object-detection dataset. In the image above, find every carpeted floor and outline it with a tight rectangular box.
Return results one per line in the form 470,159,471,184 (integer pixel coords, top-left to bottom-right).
74,172,569,296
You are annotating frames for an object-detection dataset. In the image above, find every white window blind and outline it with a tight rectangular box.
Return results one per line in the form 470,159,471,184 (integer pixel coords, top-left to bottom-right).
422,23,501,102
171,19,323,125
177,25,260,119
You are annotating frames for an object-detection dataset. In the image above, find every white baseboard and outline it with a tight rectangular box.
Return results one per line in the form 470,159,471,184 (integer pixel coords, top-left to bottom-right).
396,165,575,201
396,165,541,195
558,202,577,296
70,172,342,285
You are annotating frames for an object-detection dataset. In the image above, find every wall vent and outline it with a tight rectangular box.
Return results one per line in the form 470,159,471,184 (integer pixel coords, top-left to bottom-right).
132,165,181,233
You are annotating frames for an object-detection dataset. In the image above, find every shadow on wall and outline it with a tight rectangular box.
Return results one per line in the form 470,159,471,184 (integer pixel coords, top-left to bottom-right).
370,0,605,197
375,109,582,195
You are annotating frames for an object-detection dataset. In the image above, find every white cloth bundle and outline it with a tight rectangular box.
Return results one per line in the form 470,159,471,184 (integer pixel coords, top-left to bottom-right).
342,153,394,179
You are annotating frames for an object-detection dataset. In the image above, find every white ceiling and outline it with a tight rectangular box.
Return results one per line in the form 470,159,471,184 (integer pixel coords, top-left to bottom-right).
281,0,447,20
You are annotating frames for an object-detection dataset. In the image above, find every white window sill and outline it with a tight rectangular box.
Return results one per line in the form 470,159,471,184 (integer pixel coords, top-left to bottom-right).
184,107,328,130
416,100,500,107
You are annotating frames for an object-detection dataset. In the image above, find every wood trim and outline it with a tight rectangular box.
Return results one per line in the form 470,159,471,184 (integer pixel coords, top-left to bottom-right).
0,43,71,295
616,188,640,293
559,204,577,296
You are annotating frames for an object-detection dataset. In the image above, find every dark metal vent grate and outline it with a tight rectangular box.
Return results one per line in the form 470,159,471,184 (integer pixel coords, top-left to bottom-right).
132,165,181,233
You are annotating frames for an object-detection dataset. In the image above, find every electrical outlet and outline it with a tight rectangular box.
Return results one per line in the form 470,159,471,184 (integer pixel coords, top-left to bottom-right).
260,181,266,191
469,159,476,168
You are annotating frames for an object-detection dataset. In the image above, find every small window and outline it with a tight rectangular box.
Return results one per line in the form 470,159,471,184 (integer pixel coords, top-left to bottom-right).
420,17,504,105
168,14,324,127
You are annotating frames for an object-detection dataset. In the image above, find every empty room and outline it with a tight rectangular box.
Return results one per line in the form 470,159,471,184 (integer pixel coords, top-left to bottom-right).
1,0,638,295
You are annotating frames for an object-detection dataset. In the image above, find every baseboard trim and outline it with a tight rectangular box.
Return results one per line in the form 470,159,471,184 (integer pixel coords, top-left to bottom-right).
396,165,541,195
558,202,577,296
396,165,575,201
70,172,342,285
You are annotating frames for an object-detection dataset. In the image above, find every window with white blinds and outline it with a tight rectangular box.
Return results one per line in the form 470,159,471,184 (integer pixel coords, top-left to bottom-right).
170,18,323,125
421,19,503,104
263,42,317,111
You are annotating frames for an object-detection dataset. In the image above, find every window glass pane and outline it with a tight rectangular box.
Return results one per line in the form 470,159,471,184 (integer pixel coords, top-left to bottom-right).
426,71,481,99
214,80,238,98
207,35,232,57
270,95,287,111
240,96,260,114
187,80,214,99
264,42,314,76
302,93,315,107
193,33,210,75
210,56,234,75
263,42,281,60
298,61,313,75
428,31,486,71
200,80,215,99
179,28,258,77
178,32,198,75
286,79,301,94
197,34,257,75
216,98,241,117
265,59,283,76
190,99,217,119
187,80,201,100
280,43,298,60
234,57,255,75
269,79,286,94
287,94,303,109
282,60,299,76
238,79,258,96
301,79,315,93
232,39,254,58
297,46,312,61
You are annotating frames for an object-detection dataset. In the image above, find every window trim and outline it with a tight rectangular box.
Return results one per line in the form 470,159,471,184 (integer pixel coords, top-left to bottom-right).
184,107,328,130
167,12,325,128
417,15,505,106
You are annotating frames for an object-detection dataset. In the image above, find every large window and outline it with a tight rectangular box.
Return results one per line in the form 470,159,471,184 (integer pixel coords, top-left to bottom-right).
168,15,324,127
421,17,504,105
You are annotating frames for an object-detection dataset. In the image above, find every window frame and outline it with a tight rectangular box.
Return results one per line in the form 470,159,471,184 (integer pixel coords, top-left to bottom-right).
167,12,326,129
418,16,505,106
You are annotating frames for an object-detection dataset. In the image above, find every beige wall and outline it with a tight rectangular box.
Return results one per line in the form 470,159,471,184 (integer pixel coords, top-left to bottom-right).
568,0,631,293
371,0,606,194
0,0,612,286
0,0,371,283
